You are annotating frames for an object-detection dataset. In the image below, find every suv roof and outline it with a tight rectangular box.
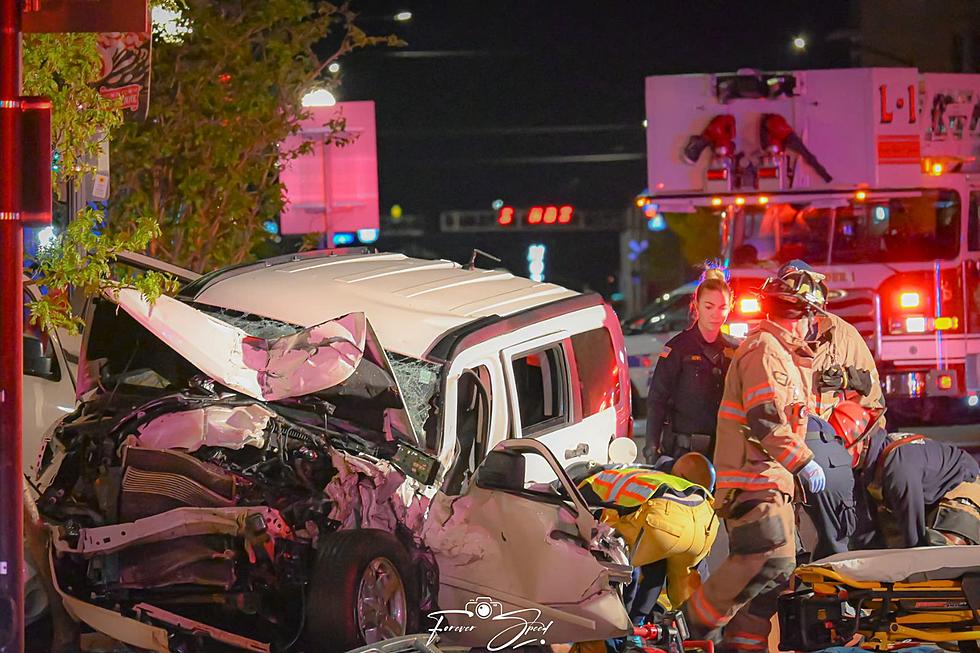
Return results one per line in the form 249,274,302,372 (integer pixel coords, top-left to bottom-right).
181,251,579,357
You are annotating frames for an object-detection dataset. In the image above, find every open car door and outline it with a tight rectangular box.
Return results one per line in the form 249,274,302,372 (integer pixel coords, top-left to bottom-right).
422,438,631,648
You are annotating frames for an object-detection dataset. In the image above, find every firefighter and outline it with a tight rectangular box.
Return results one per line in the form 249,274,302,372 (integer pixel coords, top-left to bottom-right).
830,400,980,548
645,268,739,465
681,271,826,652
571,453,719,621
773,260,884,559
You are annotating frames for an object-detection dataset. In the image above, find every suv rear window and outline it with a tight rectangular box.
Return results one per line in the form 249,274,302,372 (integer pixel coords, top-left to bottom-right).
571,328,619,417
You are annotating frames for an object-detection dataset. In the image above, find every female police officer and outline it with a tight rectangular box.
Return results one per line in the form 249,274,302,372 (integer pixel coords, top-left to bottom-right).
644,269,739,465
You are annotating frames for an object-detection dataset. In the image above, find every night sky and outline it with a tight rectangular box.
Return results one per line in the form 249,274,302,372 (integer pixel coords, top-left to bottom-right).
334,1,854,294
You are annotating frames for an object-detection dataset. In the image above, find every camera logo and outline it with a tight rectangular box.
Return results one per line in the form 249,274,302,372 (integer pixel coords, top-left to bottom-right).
465,597,503,620
427,595,553,651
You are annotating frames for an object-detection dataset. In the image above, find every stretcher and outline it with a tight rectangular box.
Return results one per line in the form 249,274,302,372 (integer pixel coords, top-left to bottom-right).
778,546,980,651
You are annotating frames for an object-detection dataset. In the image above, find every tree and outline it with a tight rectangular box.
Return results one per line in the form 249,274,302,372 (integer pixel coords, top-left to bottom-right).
23,33,177,334
110,1,402,273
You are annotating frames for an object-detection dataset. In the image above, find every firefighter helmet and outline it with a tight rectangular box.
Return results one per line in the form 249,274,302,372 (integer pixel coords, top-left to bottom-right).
759,259,828,318
828,400,872,448
671,452,716,493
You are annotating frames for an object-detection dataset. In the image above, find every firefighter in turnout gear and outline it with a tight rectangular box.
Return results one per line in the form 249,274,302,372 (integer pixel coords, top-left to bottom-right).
682,272,826,651
646,268,738,464
572,454,719,621
830,400,980,548
774,260,885,559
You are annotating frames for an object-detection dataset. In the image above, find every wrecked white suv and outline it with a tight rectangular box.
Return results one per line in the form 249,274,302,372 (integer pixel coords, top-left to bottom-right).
33,251,633,652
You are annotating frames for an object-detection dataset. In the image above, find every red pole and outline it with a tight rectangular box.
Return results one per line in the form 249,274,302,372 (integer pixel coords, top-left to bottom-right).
0,0,24,649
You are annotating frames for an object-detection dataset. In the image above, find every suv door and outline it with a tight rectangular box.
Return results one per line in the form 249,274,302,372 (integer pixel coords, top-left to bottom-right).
422,438,631,647
500,334,614,482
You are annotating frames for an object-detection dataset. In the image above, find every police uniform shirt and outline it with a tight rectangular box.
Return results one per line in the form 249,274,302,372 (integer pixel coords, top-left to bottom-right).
646,326,738,451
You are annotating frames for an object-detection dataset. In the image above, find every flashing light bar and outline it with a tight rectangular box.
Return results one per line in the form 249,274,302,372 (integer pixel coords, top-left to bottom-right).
890,315,959,335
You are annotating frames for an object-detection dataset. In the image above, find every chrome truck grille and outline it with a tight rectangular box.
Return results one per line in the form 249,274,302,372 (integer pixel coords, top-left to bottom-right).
827,289,878,355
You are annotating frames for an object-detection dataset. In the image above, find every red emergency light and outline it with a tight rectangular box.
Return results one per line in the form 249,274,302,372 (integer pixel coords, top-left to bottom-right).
682,114,735,164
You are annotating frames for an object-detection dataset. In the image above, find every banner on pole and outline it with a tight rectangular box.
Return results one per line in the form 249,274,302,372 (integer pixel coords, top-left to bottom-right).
23,0,149,33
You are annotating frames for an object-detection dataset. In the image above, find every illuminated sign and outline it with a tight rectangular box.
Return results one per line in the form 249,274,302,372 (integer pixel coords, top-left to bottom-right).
527,244,546,282
497,205,574,226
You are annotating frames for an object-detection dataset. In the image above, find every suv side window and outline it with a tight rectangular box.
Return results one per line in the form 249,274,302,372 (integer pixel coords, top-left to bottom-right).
23,291,61,382
570,327,620,417
511,346,568,435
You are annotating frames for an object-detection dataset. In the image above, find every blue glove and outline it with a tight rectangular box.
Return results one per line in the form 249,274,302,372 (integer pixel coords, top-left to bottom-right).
798,459,826,493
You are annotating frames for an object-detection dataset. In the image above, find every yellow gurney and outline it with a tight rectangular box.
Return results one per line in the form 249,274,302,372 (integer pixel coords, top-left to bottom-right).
778,546,980,651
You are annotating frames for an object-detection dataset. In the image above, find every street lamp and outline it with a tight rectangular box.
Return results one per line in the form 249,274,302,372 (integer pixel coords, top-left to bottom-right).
394,11,412,22
327,62,340,74
792,36,807,51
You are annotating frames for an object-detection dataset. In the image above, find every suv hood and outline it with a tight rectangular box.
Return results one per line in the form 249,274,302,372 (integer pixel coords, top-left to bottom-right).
100,288,366,402
76,288,423,442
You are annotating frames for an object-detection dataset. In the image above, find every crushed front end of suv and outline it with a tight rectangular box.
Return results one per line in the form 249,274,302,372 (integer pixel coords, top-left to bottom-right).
32,283,631,652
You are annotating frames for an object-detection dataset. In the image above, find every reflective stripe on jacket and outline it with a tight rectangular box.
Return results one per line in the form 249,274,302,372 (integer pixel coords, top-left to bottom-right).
583,466,710,508
713,320,817,510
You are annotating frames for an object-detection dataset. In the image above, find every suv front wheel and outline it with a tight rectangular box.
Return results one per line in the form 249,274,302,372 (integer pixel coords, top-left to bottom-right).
305,529,420,651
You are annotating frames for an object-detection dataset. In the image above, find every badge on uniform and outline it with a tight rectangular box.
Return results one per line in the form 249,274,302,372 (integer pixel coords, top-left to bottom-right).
689,355,702,362
660,346,672,359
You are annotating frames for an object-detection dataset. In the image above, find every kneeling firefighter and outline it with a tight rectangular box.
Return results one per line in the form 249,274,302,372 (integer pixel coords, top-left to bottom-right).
681,270,826,652
570,453,719,621
830,400,980,548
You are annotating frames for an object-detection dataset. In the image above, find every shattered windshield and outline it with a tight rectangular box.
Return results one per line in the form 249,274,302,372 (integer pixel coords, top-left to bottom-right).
388,353,442,452
724,189,960,266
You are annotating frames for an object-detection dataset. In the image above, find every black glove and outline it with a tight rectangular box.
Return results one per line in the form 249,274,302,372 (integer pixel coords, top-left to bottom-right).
818,364,846,393
844,365,874,397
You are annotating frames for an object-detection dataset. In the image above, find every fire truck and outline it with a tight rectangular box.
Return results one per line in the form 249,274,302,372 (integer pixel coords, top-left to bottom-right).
640,67,980,421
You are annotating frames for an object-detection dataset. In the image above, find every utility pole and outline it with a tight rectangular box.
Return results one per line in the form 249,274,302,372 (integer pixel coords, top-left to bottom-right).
0,0,26,649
